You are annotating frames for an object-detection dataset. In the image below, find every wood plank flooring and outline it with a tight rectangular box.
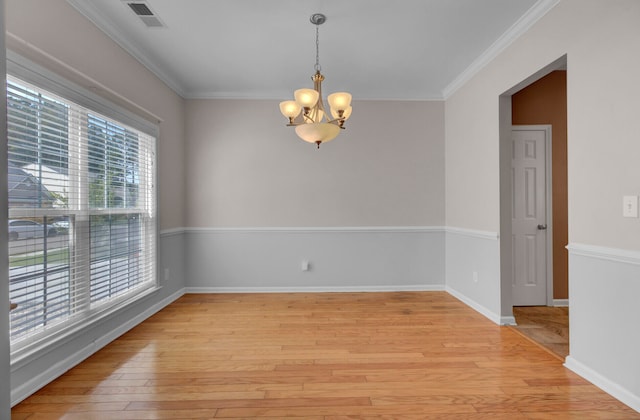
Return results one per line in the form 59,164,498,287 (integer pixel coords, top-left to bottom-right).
12,292,639,419
511,306,569,360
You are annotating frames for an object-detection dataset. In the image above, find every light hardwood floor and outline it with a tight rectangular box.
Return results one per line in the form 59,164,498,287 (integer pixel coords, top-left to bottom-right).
12,292,639,419
511,306,569,360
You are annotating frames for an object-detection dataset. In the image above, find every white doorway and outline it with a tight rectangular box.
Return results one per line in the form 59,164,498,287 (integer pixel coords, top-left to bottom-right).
511,125,553,306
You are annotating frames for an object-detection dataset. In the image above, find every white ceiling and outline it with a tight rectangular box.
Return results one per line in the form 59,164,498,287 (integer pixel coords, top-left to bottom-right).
67,0,556,100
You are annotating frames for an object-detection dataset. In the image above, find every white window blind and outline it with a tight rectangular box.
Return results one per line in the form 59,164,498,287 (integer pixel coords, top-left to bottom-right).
7,75,157,352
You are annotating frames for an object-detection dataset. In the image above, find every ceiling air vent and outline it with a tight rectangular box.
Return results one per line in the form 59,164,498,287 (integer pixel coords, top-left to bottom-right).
124,1,165,28
128,2,153,15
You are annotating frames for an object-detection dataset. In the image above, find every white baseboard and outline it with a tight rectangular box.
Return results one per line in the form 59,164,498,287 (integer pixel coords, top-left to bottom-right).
10,289,185,406
553,299,569,307
565,356,640,413
184,226,445,234
185,285,446,294
445,286,515,325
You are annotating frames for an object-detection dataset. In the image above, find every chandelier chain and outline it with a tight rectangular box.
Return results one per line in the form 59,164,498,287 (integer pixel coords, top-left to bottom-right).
314,24,321,72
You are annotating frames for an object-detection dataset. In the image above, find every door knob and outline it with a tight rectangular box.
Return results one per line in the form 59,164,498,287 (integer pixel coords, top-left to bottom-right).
537,224,547,230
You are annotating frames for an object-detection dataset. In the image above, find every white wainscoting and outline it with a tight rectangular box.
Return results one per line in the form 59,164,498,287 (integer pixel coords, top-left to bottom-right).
184,227,446,293
444,228,511,325
565,243,640,413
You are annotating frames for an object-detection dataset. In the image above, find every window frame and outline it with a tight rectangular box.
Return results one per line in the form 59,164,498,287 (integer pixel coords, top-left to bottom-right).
7,52,160,364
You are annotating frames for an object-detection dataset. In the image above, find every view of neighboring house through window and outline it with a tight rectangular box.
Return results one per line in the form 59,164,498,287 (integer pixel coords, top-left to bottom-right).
6,75,157,353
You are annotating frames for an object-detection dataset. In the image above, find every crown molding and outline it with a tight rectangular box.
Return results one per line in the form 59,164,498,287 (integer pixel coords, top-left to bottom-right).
185,91,446,101
68,0,557,102
442,0,560,100
66,0,188,98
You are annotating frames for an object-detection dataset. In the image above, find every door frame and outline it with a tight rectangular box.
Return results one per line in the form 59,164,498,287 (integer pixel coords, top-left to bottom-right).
512,124,554,306
498,55,566,321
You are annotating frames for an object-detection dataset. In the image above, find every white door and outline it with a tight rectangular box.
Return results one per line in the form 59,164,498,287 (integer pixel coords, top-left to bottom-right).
512,126,549,306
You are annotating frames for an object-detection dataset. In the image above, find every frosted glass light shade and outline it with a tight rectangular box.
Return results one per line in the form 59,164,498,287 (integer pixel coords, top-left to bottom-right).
279,101,302,119
327,92,352,111
295,122,340,144
331,106,352,121
294,89,319,108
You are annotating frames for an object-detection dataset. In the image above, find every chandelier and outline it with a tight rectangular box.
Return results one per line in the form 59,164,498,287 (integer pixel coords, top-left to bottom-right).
279,13,352,149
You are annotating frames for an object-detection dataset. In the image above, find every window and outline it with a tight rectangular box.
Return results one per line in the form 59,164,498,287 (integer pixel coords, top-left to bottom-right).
7,74,157,354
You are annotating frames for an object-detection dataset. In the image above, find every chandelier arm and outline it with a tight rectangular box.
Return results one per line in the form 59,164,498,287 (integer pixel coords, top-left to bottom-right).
288,118,333,127
301,108,318,123
288,114,310,125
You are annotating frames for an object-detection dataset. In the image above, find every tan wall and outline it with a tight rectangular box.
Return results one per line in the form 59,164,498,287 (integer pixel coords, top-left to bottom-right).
512,71,568,299
185,99,445,227
446,0,640,251
6,0,186,230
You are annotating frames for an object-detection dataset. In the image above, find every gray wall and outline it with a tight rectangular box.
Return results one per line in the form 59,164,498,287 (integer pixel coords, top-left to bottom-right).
566,248,640,410
186,228,445,292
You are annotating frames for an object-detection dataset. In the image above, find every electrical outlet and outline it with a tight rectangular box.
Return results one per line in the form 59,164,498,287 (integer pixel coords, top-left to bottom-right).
473,271,478,283
301,260,310,272
623,195,638,218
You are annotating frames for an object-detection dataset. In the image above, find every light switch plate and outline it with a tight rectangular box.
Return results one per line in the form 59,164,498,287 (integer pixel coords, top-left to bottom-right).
623,195,638,218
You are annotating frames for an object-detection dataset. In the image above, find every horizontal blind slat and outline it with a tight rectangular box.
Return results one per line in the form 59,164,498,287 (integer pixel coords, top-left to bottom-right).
7,75,157,349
